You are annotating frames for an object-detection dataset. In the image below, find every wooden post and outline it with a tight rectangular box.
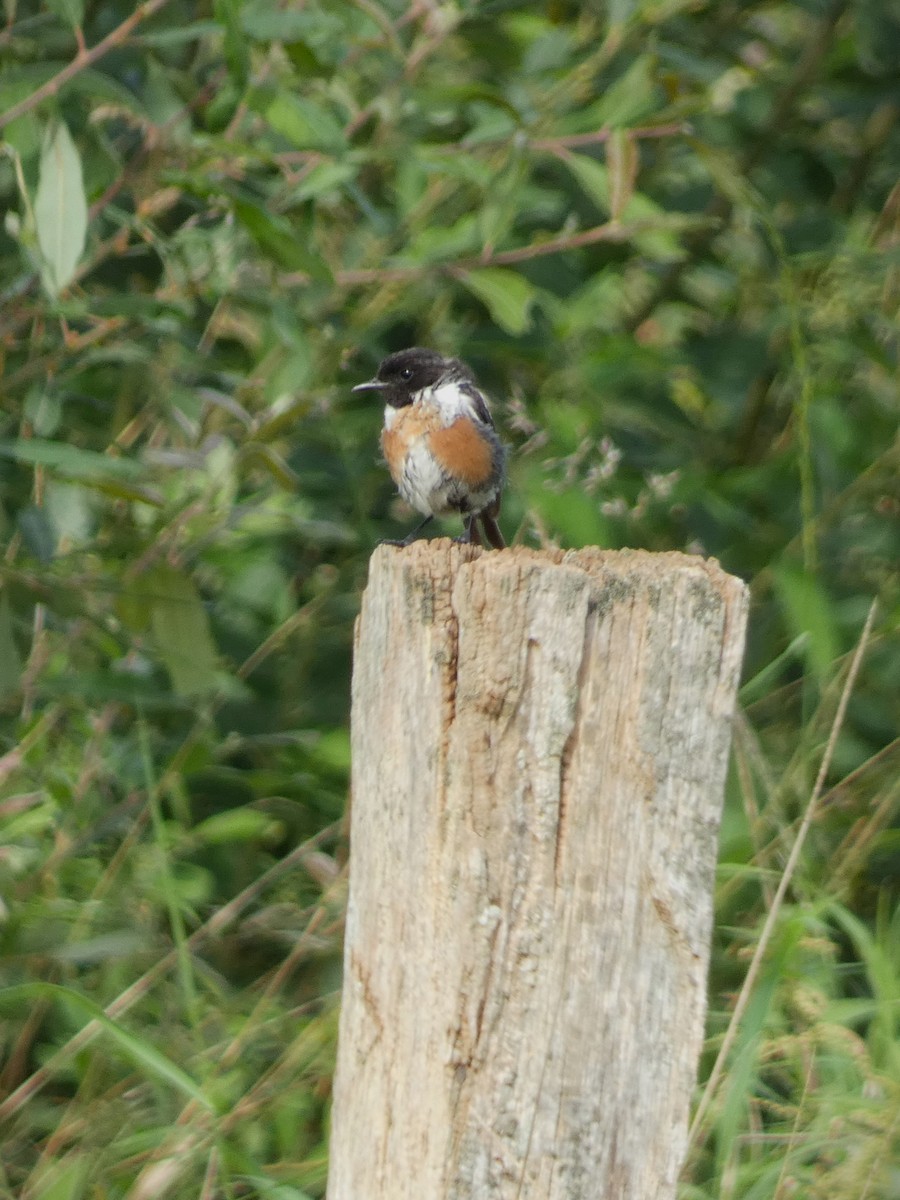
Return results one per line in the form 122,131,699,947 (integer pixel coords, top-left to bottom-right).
328,543,748,1200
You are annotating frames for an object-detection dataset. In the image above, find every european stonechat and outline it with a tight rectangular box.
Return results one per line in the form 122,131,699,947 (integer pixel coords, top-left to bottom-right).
353,347,506,549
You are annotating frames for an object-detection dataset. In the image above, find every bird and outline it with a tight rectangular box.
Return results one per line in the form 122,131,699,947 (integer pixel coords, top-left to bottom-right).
352,347,506,549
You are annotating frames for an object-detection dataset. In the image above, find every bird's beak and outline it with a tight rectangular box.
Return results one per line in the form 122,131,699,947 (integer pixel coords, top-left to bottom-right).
352,378,387,393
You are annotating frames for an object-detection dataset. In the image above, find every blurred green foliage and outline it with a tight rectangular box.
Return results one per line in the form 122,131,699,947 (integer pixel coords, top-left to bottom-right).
0,0,898,1196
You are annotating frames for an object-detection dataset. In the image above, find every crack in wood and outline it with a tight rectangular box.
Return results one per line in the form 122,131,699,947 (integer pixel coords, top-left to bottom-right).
555,601,598,883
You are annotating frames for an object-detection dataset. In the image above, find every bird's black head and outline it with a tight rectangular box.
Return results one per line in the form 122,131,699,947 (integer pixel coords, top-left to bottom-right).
352,347,469,408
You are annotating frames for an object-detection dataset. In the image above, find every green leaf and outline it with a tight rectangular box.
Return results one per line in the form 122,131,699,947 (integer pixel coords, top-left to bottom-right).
116,577,154,636
24,1155,90,1200
459,268,537,335
239,442,301,489
309,728,351,772
86,477,165,506
192,808,276,845
0,439,145,480
532,488,609,548
241,5,326,41
34,121,87,298
0,592,23,700
44,481,95,547
773,563,840,685
626,199,687,261
142,55,191,126
739,634,809,706
24,386,62,437
134,20,220,48
214,0,250,85
0,983,214,1109
478,158,528,251
561,154,686,257
1,64,139,116
144,564,221,698
0,108,41,159
0,71,54,156
263,93,345,151
607,130,638,220
563,152,610,213
17,506,57,564
232,200,333,278
292,161,357,202
49,932,150,964
399,214,481,265
44,0,85,28
582,54,659,129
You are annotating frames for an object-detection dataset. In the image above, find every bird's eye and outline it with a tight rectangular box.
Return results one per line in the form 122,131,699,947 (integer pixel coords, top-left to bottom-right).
400,366,413,381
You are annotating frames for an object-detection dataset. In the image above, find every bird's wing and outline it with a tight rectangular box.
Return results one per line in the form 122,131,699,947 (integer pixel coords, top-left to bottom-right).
459,380,495,429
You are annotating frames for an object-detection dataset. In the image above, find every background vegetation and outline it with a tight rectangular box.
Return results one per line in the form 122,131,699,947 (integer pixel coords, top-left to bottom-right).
1,0,897,1196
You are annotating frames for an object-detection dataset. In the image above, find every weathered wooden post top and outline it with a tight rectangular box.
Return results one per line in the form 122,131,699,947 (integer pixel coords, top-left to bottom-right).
328,542,748,1199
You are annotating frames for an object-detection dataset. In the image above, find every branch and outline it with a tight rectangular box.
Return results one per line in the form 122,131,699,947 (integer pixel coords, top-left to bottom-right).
455,220,636,266
530,121,689,151
282,219,646,288
0,0,174,132
424,121,689,159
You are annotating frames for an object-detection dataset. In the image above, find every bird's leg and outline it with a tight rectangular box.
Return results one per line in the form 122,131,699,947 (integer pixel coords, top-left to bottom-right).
454,514,483,546
479,511,506,550
379,514,434,547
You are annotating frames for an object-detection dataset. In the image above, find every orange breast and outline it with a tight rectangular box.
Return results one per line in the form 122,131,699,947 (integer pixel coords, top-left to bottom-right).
428,417,495,486
381,407,496,489
381,405,441,485
381,410,494,475
380,425,405,486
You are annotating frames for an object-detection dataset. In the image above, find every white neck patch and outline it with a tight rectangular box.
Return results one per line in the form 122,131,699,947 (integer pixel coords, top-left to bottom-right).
383,379,477,431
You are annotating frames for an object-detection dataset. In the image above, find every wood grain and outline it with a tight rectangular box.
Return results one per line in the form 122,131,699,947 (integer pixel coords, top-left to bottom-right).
328,543,748,1200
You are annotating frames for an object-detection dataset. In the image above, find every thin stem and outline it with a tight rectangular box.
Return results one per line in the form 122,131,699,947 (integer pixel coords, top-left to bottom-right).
689,597,878,1145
